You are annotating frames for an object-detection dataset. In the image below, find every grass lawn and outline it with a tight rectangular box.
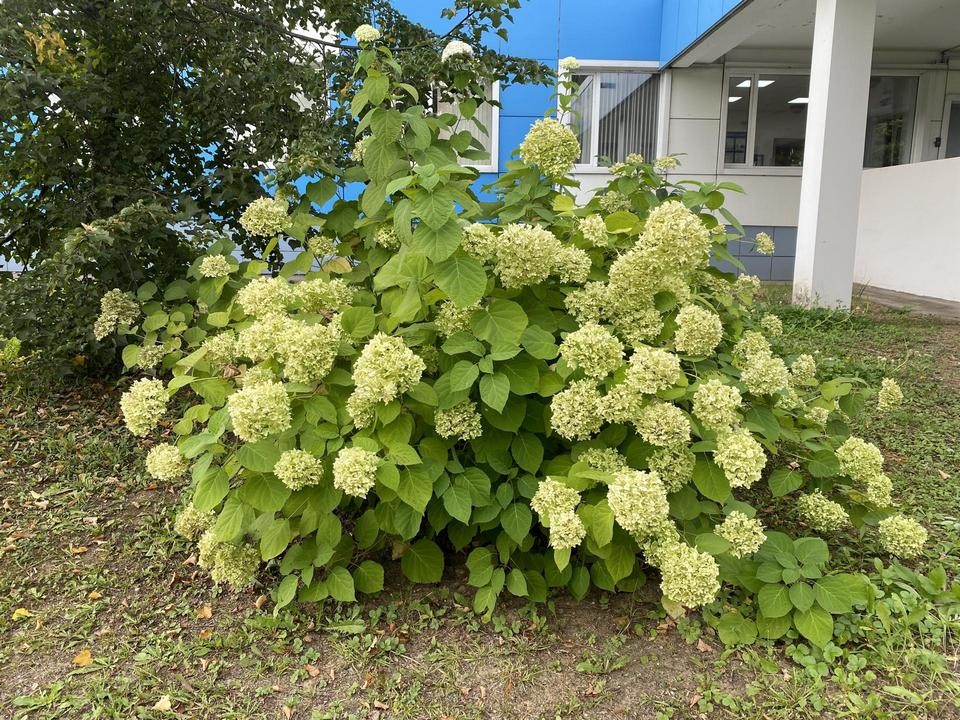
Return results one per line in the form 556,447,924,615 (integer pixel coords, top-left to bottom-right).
2,291,959,719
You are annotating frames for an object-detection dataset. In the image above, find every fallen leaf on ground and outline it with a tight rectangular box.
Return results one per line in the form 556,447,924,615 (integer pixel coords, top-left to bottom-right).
196,604,212,619
12,607,34,620
88,590,102,600
73,649,93,666
152,695,172,711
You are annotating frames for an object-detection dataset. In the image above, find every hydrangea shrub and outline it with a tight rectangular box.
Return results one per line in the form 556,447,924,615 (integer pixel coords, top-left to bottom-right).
106,37,922,647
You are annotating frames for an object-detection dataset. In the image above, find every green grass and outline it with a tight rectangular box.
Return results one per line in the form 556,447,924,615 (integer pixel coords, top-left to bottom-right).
2,295,959,719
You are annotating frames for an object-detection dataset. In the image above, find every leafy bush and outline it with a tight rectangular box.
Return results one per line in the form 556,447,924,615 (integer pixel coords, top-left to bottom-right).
106,37,926,645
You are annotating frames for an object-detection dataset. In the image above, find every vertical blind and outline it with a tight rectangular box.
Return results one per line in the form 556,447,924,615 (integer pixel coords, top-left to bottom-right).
573,71,660,165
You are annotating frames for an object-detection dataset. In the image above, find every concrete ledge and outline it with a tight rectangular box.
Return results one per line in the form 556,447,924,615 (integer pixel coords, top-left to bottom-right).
854,284,960,321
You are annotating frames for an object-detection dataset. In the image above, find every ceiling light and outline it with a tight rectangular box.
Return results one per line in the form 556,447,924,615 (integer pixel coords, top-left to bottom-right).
757,80,775,87
728,96,742,103
736,80,751,88
788,97,809,104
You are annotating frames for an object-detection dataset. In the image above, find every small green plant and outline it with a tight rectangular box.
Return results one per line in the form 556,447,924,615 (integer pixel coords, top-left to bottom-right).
105,32,927,642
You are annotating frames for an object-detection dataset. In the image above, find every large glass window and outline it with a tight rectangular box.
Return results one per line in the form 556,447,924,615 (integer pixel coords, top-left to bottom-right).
570,69,660,166
723,72,918,169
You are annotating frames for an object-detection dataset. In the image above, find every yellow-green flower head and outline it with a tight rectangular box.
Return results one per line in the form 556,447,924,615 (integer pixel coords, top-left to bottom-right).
555,246,592,284
145,443,189,481
532,478,581,521
753,232,775,255
296,278,354,313
374,225,401,250
732,330,771,367
308,235,337,258
805,405,830,427
519,118,580,180
564,281,607,324
492,224,588,288
202,331,237,368
648,445,696,492
760,313,783,337
716,511,766,558
740,352,790,396
174,503,215,540
607,469,670,538
274,449,324,491
640,201,712,273
796,490,849,532
598,191,632,214
836,436,884,482
236,314,294,363
198,254,234,278
236,276,295,318
240,197,288,237
602,346,680,424
240,364,277,387
776,386,802,411
560,322,623,380
878,514,927,558
347,334,425,428
653,156,680,174
658,540,721,608
137,343,167,370
877,377,903,412
550,379,605,440
227,380,291,443
634,401,691,448
333,446,380,498
548,509,587,550
734,274,762,302
673,304,723,356
435,400,483,441
435,300,480,338
353,24,381,43
865,472,894,508
693,378,742,431
94,288,140,340
441,40,473,62
210,541,261,588
279,318,342,385
578,447,629,475
350,134,372,163
714,429,766,488
461,222,498,261
790,353,818,387
120,378,168,436
1,336,21,363
559,55,579,72
578,215,608,247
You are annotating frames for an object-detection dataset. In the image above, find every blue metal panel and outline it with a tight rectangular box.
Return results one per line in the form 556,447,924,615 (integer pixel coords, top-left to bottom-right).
660,0,745,66
559,0,661,60
659,0,680,65
499,69,555,117
697,0,723,35
498,115,540,171
501,0,560,58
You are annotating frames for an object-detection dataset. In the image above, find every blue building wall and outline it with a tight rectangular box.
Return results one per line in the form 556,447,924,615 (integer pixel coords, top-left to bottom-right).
659,0,744,66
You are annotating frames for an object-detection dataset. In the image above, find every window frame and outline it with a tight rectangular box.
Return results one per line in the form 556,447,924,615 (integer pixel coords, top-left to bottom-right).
718,66,923,175
561,60,661,174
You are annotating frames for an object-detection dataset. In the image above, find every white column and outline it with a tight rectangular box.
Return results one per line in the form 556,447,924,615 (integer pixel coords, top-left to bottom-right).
793,0,877,308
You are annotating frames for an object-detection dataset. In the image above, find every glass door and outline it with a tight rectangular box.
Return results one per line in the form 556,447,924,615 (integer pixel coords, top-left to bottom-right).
941,95,960,159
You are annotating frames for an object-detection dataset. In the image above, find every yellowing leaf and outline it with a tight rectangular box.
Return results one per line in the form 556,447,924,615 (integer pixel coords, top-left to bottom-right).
152,695,173,712
196,604,212,620
12,607,34,620
87,591,102,600
73,648,93,666
69,545,89,555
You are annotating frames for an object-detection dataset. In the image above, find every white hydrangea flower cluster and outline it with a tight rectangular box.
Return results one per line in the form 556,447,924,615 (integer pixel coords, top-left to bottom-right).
714,428,766,488
94,288,140,340
753,232,775,255
241,365,277,387
308,235,337,258
441,40,473,62
692,378,742,431
760,313,783,337
145,443,189,481
607,470,670,538
805,405,831,427
716,511,766,558
236,276,295,318
673,304,723,356
351,135,371,163
460,222,497,260
518,118,581,180
647,445,695,492
797,490,849,531
653,156,679,173
239,197,288,237
435,301,480,337
790,353,818,386
733,274,761,302
634,401,691,448
137,343,168,370
532,479,586,548
658,540,720,607
347,334,425,428
564,281,607,324
198,255,233,278
878,514,927,558
491,224,591,288
227,380,291,442
598,191,631,214
578,215,608,247
353,24,381,43
560,323,623,379
435,400,483,441
877,378,903,412
296,278,354,313
198,532,261,588
734,329,789,396
281,319,343,385
374,225,400,250
559,56,579,72
333,446,380,498
603,347,681,425
578,447,629,474
174,503,215,540
836,436,895,508
550,380,605,440
549,510,587,550
120,378,168,436
236,314,288,361
273,449,324,491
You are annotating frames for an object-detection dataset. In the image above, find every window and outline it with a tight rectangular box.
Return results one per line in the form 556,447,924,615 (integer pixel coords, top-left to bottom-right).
569,67,660,167
436,80,499,173
722,71,918,170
